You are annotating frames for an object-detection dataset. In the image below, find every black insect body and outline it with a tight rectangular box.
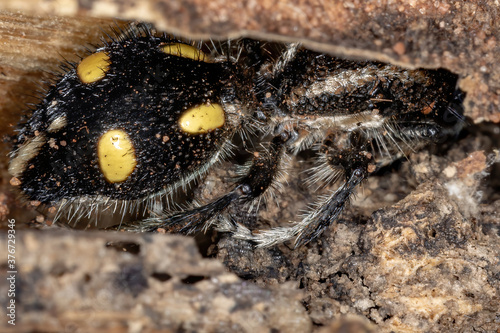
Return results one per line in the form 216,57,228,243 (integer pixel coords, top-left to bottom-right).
9,27,463,247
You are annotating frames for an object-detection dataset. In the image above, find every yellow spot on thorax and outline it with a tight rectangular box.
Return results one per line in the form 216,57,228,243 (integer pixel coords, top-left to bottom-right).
77,52,110,84
98,129,136,183
179,103,225,134
160,43,209,62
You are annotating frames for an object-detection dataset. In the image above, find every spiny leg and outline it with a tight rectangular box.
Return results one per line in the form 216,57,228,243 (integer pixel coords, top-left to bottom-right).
143,132,290,234
241,167,366,247
244,132,375,247
296,167,366,247
297,136,374,246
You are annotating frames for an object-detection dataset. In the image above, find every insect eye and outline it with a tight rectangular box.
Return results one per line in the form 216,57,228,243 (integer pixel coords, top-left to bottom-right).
97,129,137,183
160,43,209,62
77,51,110,84
178,103,225,135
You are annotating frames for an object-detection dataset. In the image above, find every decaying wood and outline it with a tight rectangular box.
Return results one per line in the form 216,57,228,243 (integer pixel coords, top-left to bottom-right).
0,1,499,332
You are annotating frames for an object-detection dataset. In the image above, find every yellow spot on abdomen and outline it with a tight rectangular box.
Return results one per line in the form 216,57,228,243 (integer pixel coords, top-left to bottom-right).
98,129,136,183
77,52,110,84
160,43,208,62
179,103,225,135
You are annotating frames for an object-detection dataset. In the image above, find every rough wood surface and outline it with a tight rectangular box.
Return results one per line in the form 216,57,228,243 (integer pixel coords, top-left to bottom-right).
0,1,499,332
0,232,312,332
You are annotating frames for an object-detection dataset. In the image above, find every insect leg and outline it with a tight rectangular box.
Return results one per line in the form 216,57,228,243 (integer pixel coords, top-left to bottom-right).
293,168,366,247
247,132,374,247
145,132,290,234
294,134,375,246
